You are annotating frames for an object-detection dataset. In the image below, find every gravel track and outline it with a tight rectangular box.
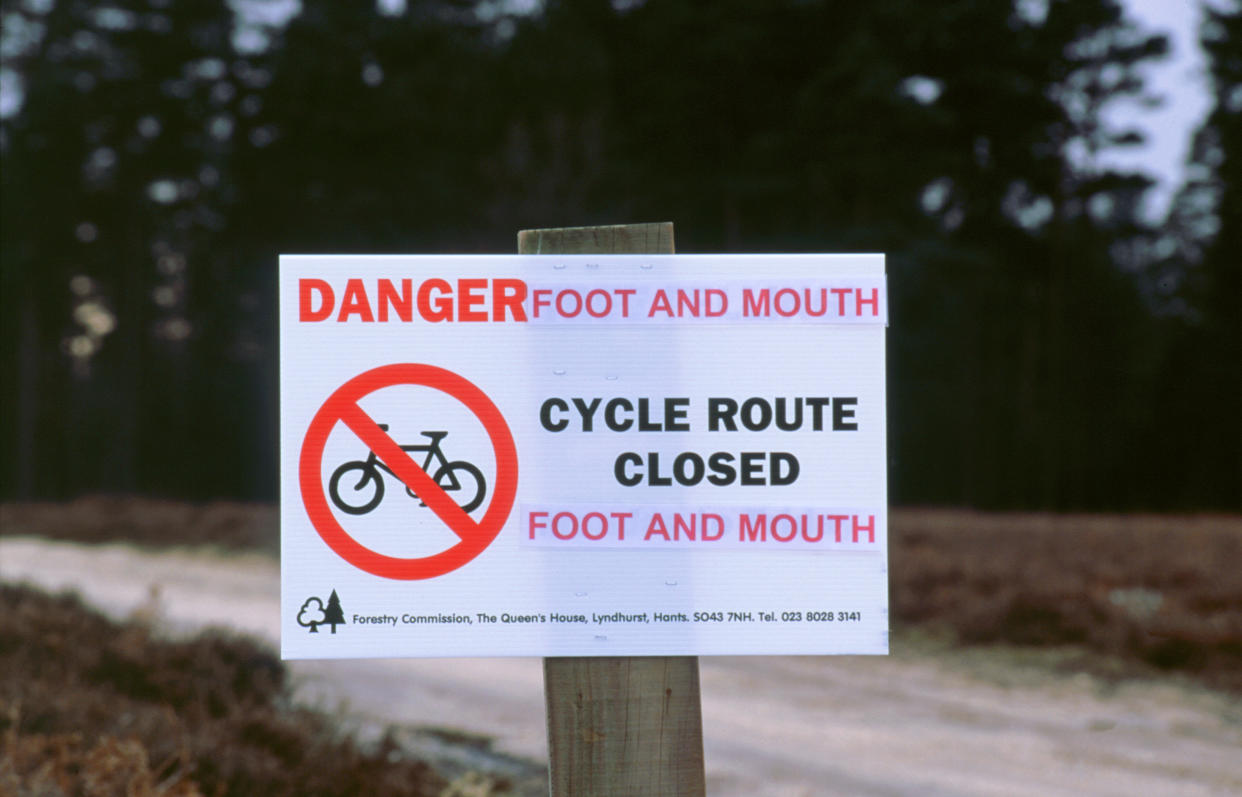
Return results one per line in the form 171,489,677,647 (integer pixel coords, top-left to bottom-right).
3,536,1240,796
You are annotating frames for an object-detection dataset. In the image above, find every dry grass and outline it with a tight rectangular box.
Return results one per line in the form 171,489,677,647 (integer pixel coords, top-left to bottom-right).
0,585,448,797
1,496,279,555
891,509,1242,691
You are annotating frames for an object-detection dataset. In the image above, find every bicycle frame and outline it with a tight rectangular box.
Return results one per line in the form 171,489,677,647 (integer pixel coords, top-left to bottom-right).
361,433,459,491
329,428,486,515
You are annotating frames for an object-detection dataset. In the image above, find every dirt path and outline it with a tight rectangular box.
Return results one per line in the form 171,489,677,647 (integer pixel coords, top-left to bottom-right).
3,536,1240,796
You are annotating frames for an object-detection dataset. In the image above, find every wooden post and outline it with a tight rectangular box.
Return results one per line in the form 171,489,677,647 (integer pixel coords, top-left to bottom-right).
518,222,707,797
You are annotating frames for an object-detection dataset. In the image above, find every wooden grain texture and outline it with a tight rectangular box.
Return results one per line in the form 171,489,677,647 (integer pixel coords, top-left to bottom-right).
543,656,706,797
518,222,706,797
517,222,675,256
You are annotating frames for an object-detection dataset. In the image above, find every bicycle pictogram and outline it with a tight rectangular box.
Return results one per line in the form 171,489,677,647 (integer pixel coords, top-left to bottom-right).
328,425,487,515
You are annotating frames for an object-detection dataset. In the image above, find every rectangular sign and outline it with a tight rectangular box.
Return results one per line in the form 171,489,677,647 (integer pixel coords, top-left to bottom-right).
280,254,888,658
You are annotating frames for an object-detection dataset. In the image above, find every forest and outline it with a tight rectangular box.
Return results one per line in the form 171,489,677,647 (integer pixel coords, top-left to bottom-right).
1,0,1239,509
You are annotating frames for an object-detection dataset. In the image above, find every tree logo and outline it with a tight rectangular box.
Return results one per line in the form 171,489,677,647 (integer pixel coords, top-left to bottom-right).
297,589,346,634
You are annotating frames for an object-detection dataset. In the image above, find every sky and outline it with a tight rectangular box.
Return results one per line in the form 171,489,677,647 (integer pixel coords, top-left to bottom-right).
1105,0,1217,221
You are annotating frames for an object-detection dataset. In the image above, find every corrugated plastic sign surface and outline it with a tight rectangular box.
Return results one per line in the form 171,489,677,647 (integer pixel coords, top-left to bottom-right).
280,254,887,658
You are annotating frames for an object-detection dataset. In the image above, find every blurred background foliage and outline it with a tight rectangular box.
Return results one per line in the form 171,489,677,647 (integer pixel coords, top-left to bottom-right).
1,0,1238,509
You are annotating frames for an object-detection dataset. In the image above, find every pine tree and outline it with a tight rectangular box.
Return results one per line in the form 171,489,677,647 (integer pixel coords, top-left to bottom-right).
323,590,346,634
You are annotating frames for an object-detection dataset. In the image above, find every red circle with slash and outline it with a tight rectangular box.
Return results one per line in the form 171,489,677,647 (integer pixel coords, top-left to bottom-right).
299,363,517,580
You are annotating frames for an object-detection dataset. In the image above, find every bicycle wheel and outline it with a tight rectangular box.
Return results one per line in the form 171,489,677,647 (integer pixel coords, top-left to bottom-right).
435,461,487,514
329,461,384,515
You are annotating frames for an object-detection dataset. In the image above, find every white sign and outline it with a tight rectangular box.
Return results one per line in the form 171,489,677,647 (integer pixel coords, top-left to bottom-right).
280,254,888,658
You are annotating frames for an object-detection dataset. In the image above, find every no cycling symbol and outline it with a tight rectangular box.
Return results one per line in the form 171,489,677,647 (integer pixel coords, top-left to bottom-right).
299,363,517,580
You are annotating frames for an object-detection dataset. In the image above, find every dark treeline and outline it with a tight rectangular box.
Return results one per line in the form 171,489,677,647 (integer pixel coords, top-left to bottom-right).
2,0,1239,509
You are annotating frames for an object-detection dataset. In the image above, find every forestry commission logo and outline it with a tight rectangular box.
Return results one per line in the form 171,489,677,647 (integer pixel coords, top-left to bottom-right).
297,589,346,634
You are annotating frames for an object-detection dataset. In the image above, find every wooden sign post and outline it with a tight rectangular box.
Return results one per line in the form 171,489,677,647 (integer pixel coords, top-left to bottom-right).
518,223,707,797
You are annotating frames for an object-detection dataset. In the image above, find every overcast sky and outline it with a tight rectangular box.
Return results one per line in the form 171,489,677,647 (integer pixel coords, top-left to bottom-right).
1106,0,1218,221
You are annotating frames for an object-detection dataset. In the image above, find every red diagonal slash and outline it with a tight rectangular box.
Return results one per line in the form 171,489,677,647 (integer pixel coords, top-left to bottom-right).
336,401,480,541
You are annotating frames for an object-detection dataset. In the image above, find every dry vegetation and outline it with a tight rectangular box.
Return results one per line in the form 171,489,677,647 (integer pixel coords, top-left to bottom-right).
2,499,1241,793
891,509,1242,691
1,497,279,555
0,584,449,796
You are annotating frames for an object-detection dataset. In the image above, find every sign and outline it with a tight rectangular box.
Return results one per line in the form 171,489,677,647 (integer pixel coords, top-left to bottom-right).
299,363,517,580
281,254,888,659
